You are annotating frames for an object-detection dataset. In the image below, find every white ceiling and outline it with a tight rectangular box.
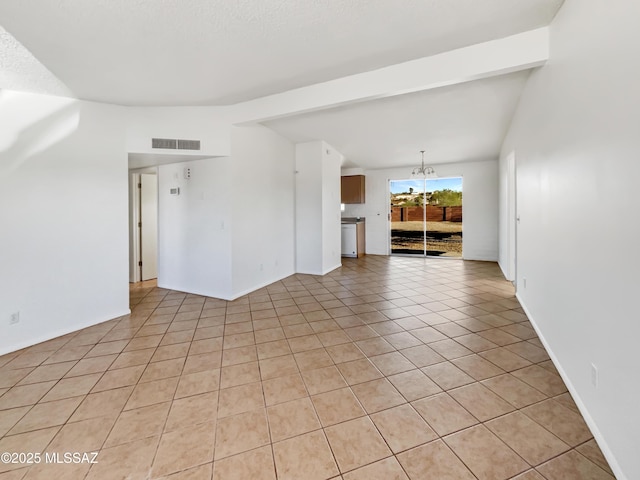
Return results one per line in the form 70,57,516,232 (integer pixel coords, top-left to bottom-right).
0,0,563,106
0,26,71,98
264,71,531,169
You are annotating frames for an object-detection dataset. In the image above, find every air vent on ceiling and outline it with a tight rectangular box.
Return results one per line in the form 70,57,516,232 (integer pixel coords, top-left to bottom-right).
152,137,201,151
177,139,201,150
152,138,177,149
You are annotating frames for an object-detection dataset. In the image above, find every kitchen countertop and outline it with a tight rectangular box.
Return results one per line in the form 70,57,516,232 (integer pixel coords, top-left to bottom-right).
341,217,365,224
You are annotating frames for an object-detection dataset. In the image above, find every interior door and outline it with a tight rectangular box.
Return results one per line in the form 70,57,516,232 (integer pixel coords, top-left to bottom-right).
140,173,158,280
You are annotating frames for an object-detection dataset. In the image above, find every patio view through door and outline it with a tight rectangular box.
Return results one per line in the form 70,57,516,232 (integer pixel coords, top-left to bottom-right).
390,177,463,257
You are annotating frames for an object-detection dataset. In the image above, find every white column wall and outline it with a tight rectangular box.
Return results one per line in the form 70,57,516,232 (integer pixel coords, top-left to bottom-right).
229,125,296,297
321,145,342,273
295,142,324,274
295,141,342,275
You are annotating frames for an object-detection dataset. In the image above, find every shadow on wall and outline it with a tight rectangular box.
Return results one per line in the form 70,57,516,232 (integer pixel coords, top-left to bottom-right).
0,91,79,179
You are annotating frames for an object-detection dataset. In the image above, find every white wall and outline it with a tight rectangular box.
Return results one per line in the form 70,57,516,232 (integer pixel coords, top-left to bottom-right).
295,142,322,274
157,157,233,299
229,125,296,296
157,126,295,300
295,141,342,275
126,106,232,157
343,159,499,260
0,90,129,355
499,1,640,477
321,145,342,273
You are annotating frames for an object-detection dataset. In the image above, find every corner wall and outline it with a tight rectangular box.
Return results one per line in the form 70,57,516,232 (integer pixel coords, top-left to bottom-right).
295,142,323,274
343,159,499,260
321,145,342,273
230,125,296,296
498,1,640,477
0,90,129,355
295,141,342,275
157,157,233,299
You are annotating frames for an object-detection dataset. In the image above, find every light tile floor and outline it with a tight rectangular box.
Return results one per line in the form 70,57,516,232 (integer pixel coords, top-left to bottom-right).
0,256,616,479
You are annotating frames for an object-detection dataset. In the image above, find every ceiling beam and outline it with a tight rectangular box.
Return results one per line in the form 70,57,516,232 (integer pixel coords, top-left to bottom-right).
230,27,549,125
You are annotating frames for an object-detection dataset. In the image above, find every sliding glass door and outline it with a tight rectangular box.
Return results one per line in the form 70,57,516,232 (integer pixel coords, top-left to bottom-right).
390,177,463,257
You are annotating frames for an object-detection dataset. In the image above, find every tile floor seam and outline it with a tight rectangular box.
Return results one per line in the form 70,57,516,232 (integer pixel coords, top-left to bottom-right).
0,259,614,480
445,423,533,475
146,383,179,476
83,363,147,476
318,426,342,477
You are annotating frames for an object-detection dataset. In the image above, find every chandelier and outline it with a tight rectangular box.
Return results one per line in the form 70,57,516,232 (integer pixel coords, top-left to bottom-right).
411,150,436,177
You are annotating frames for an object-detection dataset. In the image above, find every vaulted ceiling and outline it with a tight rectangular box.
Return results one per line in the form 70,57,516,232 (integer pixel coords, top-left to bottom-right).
0,0,564,168
2,0,562,106
264,71,530,168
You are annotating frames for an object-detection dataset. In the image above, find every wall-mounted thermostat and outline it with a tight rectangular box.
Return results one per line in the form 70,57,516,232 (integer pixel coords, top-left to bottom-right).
184,167,191,179
170,187,180,195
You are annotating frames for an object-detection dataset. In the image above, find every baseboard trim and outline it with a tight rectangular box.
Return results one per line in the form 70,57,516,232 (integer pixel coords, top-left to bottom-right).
156,281,232,301
516,292,626,480
462,254,499,262
321,263,342,275
228,270,296,301
498,259,510,280
0,309,131,357
295,264,342,276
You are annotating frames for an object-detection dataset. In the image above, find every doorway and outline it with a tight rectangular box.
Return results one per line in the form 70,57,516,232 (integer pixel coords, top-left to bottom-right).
506,151,518,285
390,177,463,257
140,173,158,280
129,170,158,282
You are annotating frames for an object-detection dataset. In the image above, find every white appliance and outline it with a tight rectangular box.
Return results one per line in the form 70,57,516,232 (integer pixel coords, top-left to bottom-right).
341,224,357,257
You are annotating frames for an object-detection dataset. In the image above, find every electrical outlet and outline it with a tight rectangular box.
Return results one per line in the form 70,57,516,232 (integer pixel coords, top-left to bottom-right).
523,277,527,288
259,263,264,271
184,167,191,179
9,311,20,325
591,363,599,388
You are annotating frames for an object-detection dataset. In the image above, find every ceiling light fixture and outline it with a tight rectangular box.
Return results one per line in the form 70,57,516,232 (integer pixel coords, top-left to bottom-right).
412,150,436,177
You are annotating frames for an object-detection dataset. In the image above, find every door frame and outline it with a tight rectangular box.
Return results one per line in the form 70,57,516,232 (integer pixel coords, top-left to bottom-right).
388,178,428,256
128,168,158,283
506,152,517,284
129,172,142,283
140,173,159,281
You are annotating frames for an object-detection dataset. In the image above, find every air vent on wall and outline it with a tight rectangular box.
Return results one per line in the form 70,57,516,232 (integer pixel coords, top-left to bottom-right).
177,139,201,150
152,138,201,151
152,138,177,149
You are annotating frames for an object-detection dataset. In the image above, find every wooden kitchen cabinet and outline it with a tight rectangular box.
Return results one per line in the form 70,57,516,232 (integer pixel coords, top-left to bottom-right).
341,175,365,204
